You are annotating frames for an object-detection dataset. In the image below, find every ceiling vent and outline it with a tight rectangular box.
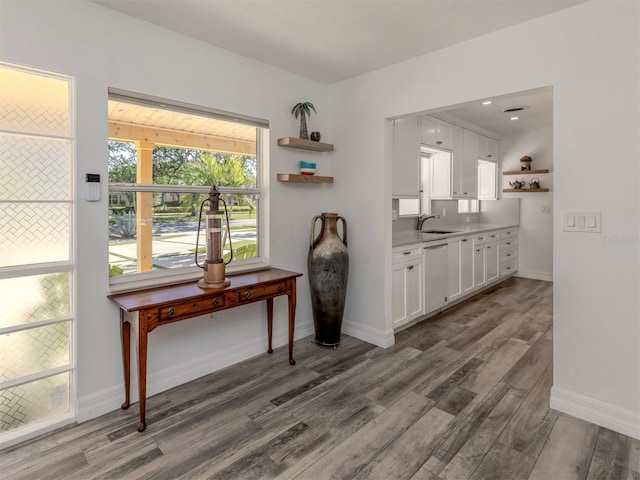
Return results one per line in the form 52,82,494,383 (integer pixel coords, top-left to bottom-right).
502,106,528,113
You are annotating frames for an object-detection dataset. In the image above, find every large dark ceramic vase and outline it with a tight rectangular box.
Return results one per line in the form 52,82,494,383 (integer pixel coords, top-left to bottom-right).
308,213,349,346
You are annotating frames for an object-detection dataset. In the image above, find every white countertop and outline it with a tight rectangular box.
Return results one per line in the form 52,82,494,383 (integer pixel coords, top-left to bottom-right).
393,222,519,247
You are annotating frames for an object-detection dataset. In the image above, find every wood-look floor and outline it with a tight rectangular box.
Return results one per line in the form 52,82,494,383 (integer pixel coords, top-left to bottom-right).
2,277,639,479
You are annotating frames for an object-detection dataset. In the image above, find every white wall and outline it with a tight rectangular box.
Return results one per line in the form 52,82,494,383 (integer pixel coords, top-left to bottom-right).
2,0,638,442
328,1,639,438
500,126,554,280
0,0,333,435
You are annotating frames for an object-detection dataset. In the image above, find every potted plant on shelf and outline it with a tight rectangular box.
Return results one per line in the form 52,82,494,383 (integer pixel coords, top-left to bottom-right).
291,101,316,140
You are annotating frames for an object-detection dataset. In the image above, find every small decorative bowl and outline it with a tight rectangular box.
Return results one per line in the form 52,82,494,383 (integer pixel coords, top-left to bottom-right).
299,161,316,175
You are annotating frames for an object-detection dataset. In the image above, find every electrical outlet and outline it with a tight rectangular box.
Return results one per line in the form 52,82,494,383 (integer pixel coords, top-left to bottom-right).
540,205,552,213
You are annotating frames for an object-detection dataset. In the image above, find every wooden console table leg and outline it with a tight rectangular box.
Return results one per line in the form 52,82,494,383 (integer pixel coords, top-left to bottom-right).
120,311,131,410
132,314,148,432
266,298,274,354
288,280,297,365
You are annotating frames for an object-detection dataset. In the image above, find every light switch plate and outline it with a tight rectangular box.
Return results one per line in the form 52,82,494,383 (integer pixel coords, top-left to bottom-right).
563,211,601,232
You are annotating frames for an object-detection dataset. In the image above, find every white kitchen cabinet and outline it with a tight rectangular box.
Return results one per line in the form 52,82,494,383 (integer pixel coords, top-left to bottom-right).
392,245,423,328
477,135,499,161
421,116,453,150
461,237,475,295
459,129,479,198
474,244,486,289
424,242,449,314
478,160,498,200
392,117,421,197
430,151,452,199
486,241,500,283
499,228,519,277
428,124,483,200
447,235,474,303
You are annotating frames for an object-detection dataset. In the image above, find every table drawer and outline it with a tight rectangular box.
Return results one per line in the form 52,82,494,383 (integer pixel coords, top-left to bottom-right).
238,281,288,302
159,294,227,322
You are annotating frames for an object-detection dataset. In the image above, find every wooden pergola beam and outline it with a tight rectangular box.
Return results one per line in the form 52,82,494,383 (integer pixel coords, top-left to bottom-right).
108,121,256,156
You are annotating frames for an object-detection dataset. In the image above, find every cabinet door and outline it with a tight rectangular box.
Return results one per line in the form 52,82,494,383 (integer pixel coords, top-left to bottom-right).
474,244,486,289
450,125,464,197
478,135,499,160
461,129,478,198
478,160,497,200
392,117,421,196
421,116,453,150
392,262,409,328
461,237,475,294
406,261,423,320
430,152,452,199
486,242,500,283
447,239,462,302
424,244,449,314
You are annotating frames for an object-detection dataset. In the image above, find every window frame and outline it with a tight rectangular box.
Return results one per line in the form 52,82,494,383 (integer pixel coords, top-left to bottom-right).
107,90,270,291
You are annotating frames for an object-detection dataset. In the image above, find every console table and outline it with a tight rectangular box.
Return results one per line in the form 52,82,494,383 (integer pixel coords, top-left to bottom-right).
108,268,302,432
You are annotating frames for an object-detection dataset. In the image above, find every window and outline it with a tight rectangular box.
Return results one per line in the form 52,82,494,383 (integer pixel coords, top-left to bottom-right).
108,90,268,286
0,62,75,444
458,199,479,213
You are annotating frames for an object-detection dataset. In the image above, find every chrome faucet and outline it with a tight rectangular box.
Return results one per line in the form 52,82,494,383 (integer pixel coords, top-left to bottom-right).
416,213,440,230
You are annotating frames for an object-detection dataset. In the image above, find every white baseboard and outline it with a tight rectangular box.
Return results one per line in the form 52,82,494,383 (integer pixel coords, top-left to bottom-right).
342,317,394,348
550,386,640,440
515,270,553,282
78,323,314,424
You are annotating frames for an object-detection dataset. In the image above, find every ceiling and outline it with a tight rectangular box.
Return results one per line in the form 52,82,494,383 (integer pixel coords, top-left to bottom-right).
91,1,573,136
441,88,554,137
91,0,586,84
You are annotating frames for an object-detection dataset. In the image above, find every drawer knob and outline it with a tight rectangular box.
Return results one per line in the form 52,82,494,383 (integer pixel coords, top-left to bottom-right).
245,291,251,300
213,298,220,307
403,251,411,255
168,307,175,318
507,253,511,257
436,140,443,145
278,284,284,292
407,265,414,270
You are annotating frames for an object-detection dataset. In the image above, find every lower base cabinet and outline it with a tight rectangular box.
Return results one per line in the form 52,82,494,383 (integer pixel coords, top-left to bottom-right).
424,242,449,314
392,228,518,330
392,245,423,328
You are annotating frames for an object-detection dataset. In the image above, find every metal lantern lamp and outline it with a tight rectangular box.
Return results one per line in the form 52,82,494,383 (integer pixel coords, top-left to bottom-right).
195,185,233,289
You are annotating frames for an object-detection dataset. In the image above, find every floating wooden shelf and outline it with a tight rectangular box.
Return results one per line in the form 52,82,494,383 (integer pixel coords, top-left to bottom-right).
277,173,334,183
503,188,549,193
277,137,334,152
503,169,549,175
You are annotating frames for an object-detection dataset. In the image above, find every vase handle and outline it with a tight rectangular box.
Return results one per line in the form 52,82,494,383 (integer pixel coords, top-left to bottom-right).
337,216,347,247
310,215,323,250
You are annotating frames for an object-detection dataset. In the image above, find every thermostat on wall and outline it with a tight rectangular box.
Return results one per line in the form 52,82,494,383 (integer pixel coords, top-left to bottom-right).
85,173,100,201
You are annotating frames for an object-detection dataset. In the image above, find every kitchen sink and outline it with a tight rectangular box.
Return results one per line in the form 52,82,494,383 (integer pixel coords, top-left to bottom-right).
421,230,456,234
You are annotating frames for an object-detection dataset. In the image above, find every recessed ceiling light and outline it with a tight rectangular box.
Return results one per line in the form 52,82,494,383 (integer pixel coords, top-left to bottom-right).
482,100,492,105
510,116,519,121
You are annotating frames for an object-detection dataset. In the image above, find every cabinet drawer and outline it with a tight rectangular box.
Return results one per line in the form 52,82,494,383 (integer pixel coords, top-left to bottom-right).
473,233,494,245
238,281,288,302
393,245,422,264
159,294,227,322
499,247,517,264
500,238,518,250
500,228,518,239
500,261,518,276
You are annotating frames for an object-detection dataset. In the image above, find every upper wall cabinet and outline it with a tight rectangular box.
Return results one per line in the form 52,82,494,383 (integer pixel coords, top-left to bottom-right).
392,117,421,197
421,116,453,150
477,135,499,161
